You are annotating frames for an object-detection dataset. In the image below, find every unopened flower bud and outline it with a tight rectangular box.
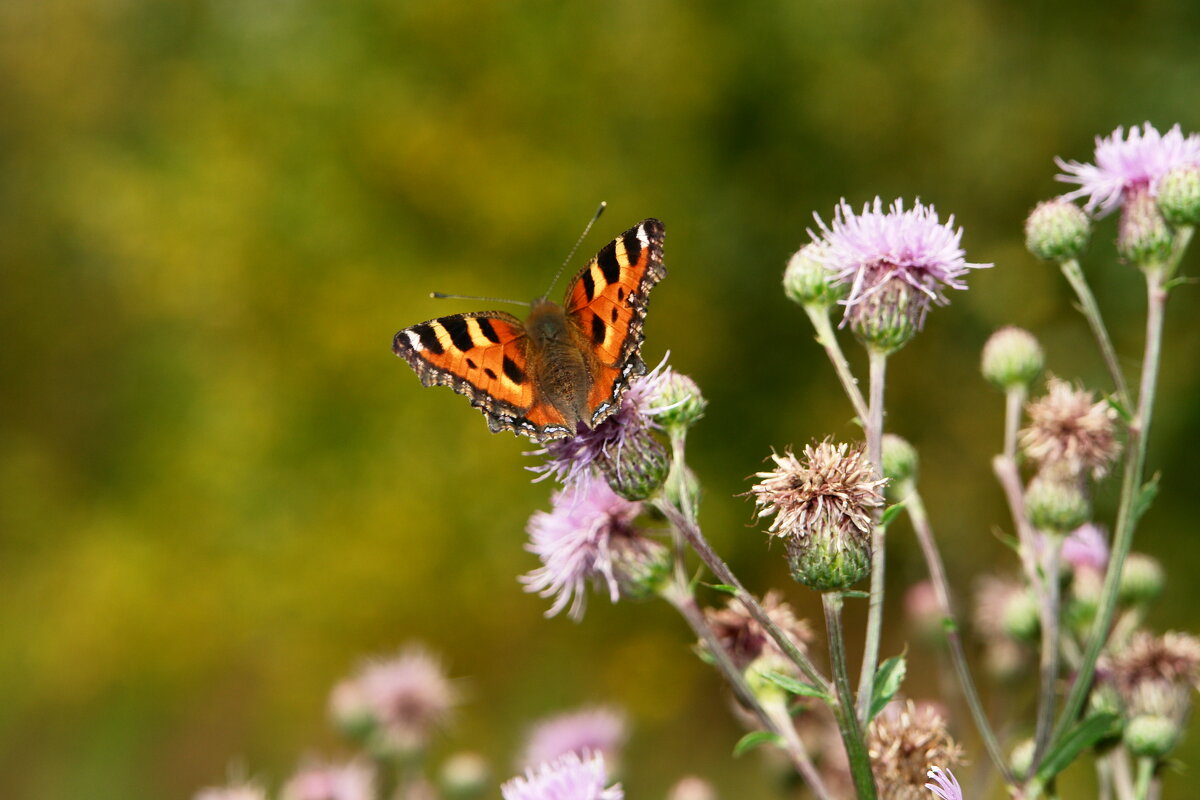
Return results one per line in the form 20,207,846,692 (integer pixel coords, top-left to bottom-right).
1009,738,1036,780
1119,184,1174,266
1157,165,1200,226
1119,553,1165,606
1125,714,1179,760
1025,199,1091,262
441,753,490,800
785,529,871,592
611,536,671,601
784,243,846,309
598,429,670,501
981,327,1044,390
849,278,920,355
648,371,707,434
881,433,918,493
1026,473,1090,534
1001,588,1041,642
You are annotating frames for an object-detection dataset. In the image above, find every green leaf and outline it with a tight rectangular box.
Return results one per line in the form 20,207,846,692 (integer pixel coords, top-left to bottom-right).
869,654,907,721
1105,395,1133,423
762,671,830,700
880,501,907,528
1034,713,1122,784
733,730,784,757
703,583,739,596
1131,473,1161,524
991,527,1021,553
841,590,870,600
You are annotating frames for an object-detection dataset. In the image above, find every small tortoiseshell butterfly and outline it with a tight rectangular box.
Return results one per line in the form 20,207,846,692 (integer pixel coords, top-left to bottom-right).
392,219,666,443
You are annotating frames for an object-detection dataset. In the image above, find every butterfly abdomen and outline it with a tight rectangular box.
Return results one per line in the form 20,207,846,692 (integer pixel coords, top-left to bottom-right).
526,301,593,430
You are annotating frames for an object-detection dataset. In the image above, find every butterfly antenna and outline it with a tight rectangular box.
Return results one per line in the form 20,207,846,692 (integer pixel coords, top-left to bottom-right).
430,291,530,307
544,201,606,298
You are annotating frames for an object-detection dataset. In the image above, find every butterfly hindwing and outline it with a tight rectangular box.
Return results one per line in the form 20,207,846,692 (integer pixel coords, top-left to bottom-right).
392,311,575,440
564,218,667,425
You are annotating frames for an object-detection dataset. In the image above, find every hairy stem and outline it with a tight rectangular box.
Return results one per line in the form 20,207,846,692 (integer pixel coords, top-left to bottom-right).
905,489,1015,782
1059,258,1130,406
824,593,879,800
804,305,870,422
857,348,888,724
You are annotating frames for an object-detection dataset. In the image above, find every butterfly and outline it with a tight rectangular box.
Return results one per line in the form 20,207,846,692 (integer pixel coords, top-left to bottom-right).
392,219,666,443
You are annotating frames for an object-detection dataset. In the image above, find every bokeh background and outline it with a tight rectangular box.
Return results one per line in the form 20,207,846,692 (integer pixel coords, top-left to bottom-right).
3,1,1200,798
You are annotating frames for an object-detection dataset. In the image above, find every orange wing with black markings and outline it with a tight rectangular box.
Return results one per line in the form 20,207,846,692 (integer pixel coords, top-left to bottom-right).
563,218,667,426
392,311,575,440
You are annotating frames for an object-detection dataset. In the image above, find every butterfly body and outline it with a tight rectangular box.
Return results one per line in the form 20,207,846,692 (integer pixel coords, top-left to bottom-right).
393,219,666,443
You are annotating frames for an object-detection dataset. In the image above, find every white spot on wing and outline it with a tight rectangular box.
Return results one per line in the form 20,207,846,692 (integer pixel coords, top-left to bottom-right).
637,225,650,247
405,330,424,351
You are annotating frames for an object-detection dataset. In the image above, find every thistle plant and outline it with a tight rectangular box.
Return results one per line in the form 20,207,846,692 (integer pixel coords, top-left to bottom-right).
197,121,1200,800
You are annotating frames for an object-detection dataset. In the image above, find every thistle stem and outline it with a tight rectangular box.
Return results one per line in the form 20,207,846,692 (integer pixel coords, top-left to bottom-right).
804,305,870,422
654,499,831,692
1050,264,1170,744
1133,757,1155,800
823,592,879,800
1031,532,1063,771
661,581,833,800
905,489,1014,782
856,348,888,724
1059,258,1130,406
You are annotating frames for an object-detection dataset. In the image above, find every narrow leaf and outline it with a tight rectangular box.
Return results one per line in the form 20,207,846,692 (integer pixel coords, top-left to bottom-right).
1131,474,1160,524
762,671,830,700
733,730,784,757
703,583,739,596
1105,395,1133,423
1035,713,1121,783
880,501,907,528
841,590,870,600
869,654,907,721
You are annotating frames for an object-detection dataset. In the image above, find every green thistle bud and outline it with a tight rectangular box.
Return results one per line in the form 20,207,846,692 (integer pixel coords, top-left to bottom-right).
849,278,921,355
1025,473,1090,534
783,243,846,309
612,535,672,601
981,326,1044,390
1157,165,1200,226
1118,184,1174,266
1119,553,1165,606
598,428,671,501
649,371,707,434
1124,714,1179,760
1025,198,1091,262
441,753,490,800
785,529,872,592
1009,738,1035,780
881,433,918,497
1000,587,1041,642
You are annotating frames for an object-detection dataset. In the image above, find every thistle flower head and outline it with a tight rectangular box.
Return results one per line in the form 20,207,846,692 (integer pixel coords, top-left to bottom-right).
1025,198,1091,262
1062,523,1109,574
330,645,458,754
521,707,627,770
784,242,846,309
1056,123,1200,217
1106,631,1200,759
1019,378,1121,480
981,327,1044,390
666,777,718,800
973,574,1039,643
642,365,707,434
501,752,623,800
868,701,964,800
282,762,374,800
1157,164,1200,226
809,198,989,351
194,784,268,800
925,766,964,800
532,363,670,500
702,590,813,671
1119,553,1165,606
1109,631,1200,695
1025,470,1090,534
749,442,885,591
881,433,919,491
521,473,666,620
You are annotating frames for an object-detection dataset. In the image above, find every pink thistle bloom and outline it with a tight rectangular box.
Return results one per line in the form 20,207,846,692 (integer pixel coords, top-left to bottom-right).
810,198,988,330
501,752,624,800
925,766,964,800
330,645,458,753
521,707,627,769
1062,523,1109,573
1056,123,1200,216
521,473,659,620
194,785,268,800
282,762,374,800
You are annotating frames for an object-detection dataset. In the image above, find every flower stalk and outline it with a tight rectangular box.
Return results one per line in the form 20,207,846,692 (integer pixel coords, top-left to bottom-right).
1058,258,1130,406
823,592,879,800
857,348,889,724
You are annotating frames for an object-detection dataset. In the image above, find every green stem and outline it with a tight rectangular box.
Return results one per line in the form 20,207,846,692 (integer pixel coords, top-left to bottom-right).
1059,258,1131,406
804,304,870,422
1133,757,1155,800
654,499,831,692
905,489,1015,782
856,348,888,724
1031,532,1063,771
1049,266,1169,744
823,592,879,800
661,581,833,799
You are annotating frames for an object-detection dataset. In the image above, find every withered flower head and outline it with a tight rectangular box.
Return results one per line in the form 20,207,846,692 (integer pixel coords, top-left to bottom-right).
868,701,964,800
702,590,813,671
1020,378,1121,479
1106,631,1200,759
749,442,886,591
1108,631,1200,696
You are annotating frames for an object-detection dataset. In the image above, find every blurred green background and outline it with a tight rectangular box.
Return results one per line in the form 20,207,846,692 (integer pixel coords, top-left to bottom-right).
3,0,1200,797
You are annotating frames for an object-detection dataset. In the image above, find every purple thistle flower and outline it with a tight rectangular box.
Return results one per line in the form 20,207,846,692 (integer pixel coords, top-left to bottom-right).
194,785,268,800
282,762,374,800
521,473,664,620
1056,123,1200,217
501,752,624,800
521,707,627,769
1062,523,1109,573
809,198,988,332
925,766,964,800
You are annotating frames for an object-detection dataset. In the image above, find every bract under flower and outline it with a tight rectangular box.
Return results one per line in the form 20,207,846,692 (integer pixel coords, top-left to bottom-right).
501,752,623,800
